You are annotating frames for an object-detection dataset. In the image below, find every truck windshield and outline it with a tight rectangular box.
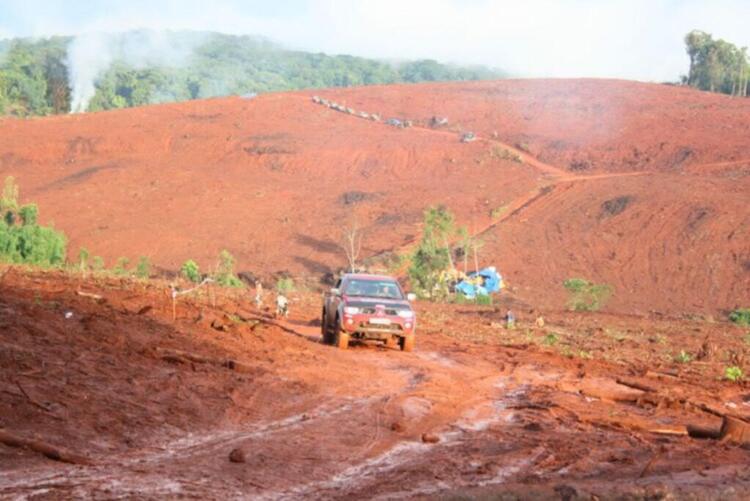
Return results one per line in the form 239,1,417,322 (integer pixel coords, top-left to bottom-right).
343,279,403,300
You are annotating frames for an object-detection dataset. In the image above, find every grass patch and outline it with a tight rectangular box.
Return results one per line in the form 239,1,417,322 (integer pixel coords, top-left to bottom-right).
674,350,693,364
563,278,612,312
276,277,295,293
725,366,744,382
729,308,750,326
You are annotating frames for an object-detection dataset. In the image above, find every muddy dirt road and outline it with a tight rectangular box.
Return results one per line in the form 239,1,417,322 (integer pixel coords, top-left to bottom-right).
2,270,750,499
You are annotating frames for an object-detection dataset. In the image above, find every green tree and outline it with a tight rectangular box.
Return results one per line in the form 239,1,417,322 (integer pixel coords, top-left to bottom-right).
181,259,201,283
135,256,151,279
214,249,243,288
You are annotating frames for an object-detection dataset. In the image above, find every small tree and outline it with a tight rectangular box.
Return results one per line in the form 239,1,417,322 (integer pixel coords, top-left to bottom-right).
19,204,38,226
0,176,19,214
113,257,130,276
341,219,363,272
214,250,243,288
91,256,105,273
78,247,90,274
409,206,456,298
135,256,151,279
181,259,201,283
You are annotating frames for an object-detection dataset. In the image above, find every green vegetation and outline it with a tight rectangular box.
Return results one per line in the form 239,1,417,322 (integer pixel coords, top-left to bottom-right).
675,350,693,364
113,257,130,276
276,277,295,293
91,256,105,273
214,250,243,288
135,256,151,279
181,259,201,283
409,206,455,298
0,32,504,116
725,366,744,382
729,308,750,327
0,177,67,267
684,30,748,97
542,333,559,346
563,278,613,312
77,247,89,273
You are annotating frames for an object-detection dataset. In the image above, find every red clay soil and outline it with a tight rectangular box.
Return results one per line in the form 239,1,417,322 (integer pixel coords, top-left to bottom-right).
2,269,750,499
0,79,748,314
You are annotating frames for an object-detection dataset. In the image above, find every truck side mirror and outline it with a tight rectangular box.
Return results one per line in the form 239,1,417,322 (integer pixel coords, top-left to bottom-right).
330,288,340,296
407,293,417,301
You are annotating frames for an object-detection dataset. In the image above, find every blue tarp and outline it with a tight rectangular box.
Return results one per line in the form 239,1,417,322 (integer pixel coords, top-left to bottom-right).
455,267,503,299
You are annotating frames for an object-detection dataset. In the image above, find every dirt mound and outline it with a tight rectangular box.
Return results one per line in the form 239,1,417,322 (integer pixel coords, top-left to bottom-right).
0,79,748,315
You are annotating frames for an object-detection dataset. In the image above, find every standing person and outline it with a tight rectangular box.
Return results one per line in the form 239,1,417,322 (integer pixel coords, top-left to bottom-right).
505,310,516,329
254,280,263,309
276,293,289,319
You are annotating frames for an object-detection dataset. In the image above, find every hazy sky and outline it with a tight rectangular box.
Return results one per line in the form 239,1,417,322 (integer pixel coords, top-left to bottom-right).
1,0,749,81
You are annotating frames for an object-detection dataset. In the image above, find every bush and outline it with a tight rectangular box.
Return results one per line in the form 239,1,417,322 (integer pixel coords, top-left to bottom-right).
725,366,744,382
214,250,243,288
181,259,201,283
135,256,151,279
91,256,105,273
675,350,693,364
563,278,612,311
19,204,38,226
408,206,455,298
0,220,67,267
276,277,295,293
77,247,89,272
729,308,750,327
113,257,130,276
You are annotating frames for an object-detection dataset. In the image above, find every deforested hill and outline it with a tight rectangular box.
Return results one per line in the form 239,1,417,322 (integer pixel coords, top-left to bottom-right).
0,30,505,116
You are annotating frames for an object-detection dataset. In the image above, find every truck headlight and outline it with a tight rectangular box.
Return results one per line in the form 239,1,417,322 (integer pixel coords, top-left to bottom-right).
344,306,361,315
397,309,414,318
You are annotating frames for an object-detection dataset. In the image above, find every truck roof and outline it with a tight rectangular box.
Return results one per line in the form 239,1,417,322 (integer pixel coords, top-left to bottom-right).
342,273,398,282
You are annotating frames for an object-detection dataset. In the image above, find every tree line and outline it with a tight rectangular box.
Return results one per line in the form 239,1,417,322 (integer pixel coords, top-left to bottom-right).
684,30,749,97
0,32,504,116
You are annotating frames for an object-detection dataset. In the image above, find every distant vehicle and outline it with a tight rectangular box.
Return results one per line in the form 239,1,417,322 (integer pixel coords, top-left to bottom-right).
461,132,477,143
321,273,417,351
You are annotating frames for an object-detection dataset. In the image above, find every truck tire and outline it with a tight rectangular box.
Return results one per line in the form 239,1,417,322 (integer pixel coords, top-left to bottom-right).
335,328,350,350
399,335,415,352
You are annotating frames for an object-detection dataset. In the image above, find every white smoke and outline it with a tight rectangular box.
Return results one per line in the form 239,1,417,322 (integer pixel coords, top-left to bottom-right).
66,29,206,113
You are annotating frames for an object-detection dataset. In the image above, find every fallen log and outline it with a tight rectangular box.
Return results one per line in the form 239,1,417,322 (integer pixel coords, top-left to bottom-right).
155,347,255,374
0,429,89,464
76,290,104,302
616,378,658,393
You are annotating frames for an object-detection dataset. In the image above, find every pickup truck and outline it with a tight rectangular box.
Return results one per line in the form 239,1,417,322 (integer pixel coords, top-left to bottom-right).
321,273,417,351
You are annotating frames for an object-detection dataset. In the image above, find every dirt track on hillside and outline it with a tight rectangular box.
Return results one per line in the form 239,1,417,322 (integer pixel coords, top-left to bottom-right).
2,270,750,499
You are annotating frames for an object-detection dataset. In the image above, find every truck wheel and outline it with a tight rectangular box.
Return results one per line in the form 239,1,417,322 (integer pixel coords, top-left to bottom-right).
399,335,415,352
336,329,350,350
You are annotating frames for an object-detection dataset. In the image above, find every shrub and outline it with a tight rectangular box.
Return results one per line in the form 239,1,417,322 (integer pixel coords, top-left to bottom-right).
0,178,67,267
19,204,38,226
135,256,151,279
408,206,455,298
542,333,559,346
563,278,612,311
729,308,750,327
0,220,67,267
214,250,243,288
0,176,18,213
91,256,105,273
675,350,693,364
725,366,744,382
181,259,201,283
475,294,493,306
276,277,295,293
113,257,130,276
78,247,90,272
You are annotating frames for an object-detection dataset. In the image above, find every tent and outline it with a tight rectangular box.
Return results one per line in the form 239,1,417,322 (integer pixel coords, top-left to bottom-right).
455,266,503,299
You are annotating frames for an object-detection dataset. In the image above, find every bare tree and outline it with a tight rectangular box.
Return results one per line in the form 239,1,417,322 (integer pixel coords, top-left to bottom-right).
341,219,364,273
